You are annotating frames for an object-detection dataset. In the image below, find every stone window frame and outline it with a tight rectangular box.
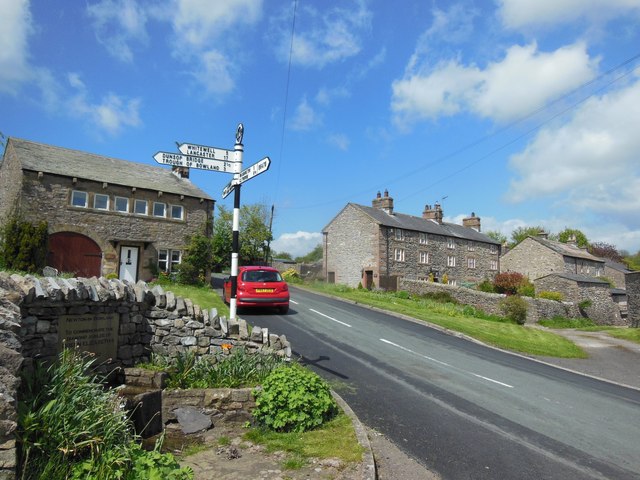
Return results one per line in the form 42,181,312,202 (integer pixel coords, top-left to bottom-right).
467,258,477,269
419,251,429,264
115,196,129,213
490,244,499,254
134,199,148,215
94,193,109,211
448,279,457,286
394,248,405,262
394,229,405,241
153,201,166,218
447,238,455,249
419,233,428,245
490,260,498,271
71,190,88,208
467,242,475,252
170,204,184,220
447,255,456,267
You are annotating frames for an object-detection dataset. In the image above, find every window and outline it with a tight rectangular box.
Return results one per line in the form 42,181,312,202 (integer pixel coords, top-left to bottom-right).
419,233,428,245
134,199,148,215
153,202,166,217
490,260,498,271
115,196,129,213
467,243,475,252
467,258,477,269
448,279,457,286
158,249,182,272
395,229,405,241
94,193,109,210
419,251,430,264
171,250,182,271
170,204,184,220
490,244,499,254
447,255,456,267
447,238,455,249
71,190,88,208
394,248,405,262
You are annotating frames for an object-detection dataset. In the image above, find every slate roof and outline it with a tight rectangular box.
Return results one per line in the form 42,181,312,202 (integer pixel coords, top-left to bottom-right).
7,137,213,200
604,259,633,273
536,272,609,284
530,236,604,263
333,203,500,245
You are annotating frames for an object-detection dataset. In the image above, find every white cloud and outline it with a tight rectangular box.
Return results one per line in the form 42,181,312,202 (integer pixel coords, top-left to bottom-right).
172,0,262,49
0,0,33,93
424,3,479,45
498,0,640,29
68,73,142,134
327,133,349,151
290,97,321,131
87,0,149,63
271,231,322,258
272,1,371,69
391,42,597,126
191,49,236,97
506,76,640,215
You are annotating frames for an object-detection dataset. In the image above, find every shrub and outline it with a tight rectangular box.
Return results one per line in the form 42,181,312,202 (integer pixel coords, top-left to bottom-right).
282,268,301,284
395,290,410,299
0,214,48,272
253,363,337,433
538,291,564,302
499,295,528,325
516,283,535,298
441,273,449,285
493,272,529,295
477,279,495,293
419,291,458,304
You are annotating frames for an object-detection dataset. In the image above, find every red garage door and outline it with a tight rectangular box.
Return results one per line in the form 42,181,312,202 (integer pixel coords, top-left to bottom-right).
48,232,102,278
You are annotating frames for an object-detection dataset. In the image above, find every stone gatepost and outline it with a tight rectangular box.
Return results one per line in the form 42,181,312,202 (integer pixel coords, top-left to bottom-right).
626,272,640,328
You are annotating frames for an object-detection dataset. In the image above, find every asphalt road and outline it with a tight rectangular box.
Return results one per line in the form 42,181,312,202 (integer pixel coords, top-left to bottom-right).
239,286,640,480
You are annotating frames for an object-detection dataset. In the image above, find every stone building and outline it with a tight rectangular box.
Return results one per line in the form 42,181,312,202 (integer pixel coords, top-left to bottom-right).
603,260,633,289
500,234,605,280
0,138,214,282
322,191,501,289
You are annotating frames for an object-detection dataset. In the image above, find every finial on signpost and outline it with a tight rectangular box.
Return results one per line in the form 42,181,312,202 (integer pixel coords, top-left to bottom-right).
236,123,244,145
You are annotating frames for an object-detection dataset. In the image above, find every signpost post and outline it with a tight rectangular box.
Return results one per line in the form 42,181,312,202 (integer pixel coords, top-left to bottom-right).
153,123,269,321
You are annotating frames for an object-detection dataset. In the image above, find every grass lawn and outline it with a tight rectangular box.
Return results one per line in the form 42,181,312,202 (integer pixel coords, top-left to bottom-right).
150,282,229,316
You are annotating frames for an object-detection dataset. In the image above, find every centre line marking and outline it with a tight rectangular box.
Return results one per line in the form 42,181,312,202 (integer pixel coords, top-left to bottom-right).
309,309,352,327
290,299,298,305
380,338,513,388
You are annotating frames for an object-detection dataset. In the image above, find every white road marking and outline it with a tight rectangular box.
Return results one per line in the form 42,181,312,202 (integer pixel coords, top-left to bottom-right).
380,338,514,389
290,299,298,305
309,309,352,327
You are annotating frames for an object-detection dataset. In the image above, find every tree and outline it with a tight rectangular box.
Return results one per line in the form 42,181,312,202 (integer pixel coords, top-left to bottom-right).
296,244,323,263
212,203,273,269
273,251,293,261
175,234,216,285
624,250,640,271
0,214,48,272
557,228,589,248
588,242,624,263
485,230,507,245
510,226,546,247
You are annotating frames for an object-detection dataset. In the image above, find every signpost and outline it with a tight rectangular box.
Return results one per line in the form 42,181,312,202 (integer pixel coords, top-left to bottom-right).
153,123,269,321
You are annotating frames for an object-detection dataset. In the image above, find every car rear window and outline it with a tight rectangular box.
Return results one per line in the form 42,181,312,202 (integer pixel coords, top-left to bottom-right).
242,270,282,282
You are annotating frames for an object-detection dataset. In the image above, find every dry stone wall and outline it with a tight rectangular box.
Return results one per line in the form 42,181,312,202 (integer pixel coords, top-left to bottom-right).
0,272,291,479
398,278,575,324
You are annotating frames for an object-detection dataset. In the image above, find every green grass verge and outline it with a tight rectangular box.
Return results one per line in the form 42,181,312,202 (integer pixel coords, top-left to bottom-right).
307,283,587,358
244,412,363,469
606,328,640,344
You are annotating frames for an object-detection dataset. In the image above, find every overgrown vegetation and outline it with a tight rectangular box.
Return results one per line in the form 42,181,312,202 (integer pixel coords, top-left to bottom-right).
538,316,596,329
252,363,337,433
17,348,193,479
175,234,216,286
492,272,534,296
141,348,286,389
499,295,529,325
281,268,301,284
0,213,48,272
537,291,564,301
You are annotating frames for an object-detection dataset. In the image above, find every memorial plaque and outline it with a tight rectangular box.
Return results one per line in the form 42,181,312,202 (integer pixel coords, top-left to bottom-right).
58,313,119,362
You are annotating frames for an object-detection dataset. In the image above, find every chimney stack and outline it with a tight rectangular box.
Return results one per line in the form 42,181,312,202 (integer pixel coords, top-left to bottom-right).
372,190,394,215
172,166,190,179
462,212,481,232
423,203,443,224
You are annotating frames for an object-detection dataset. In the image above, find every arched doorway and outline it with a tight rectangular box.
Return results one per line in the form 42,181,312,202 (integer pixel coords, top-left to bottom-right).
48,232,102,277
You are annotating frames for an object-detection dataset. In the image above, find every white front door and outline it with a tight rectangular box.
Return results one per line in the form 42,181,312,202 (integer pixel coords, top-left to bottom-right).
119,246,139,282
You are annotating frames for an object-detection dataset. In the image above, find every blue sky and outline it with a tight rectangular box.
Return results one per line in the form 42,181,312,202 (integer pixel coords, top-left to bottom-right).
2,0,640,257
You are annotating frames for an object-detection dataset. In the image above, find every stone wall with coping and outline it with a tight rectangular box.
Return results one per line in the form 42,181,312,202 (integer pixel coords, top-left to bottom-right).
398,278,575,324
0,272,290,478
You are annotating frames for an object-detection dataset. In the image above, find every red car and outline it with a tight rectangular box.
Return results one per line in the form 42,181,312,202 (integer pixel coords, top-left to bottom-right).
223,266,290,314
